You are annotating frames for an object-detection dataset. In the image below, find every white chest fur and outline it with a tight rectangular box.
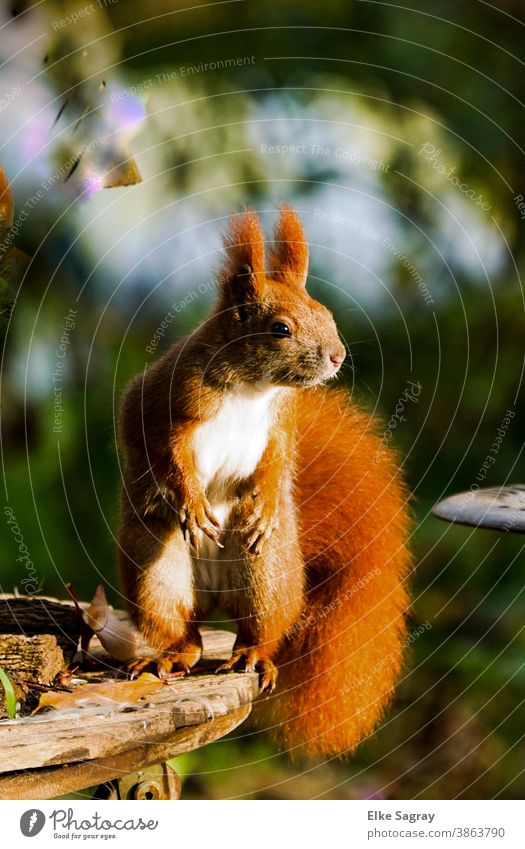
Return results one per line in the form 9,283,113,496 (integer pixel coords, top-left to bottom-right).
192,387,279,495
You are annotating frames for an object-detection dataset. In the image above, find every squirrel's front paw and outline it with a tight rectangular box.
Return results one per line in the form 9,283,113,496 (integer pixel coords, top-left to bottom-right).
241,494,279,556
180,494,222,554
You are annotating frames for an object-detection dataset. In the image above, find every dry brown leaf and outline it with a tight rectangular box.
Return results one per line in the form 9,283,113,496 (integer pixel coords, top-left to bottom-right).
102,150,142,188
33,673,162,713
84,585,136,661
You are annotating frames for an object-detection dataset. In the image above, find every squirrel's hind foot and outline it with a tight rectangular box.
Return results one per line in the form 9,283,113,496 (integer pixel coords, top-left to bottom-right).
127,646,201,679
216,647,278,693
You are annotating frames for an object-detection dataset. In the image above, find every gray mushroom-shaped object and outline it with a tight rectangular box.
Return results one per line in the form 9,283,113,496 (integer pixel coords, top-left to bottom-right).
432,485,525,534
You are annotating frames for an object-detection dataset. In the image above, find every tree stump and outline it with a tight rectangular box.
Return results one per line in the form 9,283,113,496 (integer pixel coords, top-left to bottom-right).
0,634,65,718
0,596,82,660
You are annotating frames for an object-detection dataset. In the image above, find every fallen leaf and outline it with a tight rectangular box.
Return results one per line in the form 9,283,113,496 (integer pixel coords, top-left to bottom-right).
83,585,136,661
101,146,142,188
33,673,162,713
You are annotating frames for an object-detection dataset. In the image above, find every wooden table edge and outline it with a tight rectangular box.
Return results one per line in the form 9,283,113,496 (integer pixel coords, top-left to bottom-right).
0,703,251,800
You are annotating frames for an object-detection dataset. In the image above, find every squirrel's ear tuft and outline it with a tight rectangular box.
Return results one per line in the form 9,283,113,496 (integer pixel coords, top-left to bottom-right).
219,209,266,307
269,204,309,288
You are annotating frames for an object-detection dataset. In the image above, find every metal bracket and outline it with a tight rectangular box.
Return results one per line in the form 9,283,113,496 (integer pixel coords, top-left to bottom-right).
93,762,181,800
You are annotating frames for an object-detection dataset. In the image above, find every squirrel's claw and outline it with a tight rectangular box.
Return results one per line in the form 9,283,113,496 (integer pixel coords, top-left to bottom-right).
180,499,223,554
127,656,155,678
259,662,278,694
127,652,194,679
243,509,278,556
204,504,221,529
216,648,278,694
157,654,191,678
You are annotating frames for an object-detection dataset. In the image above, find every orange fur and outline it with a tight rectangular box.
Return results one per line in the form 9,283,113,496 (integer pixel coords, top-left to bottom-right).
118,206,411,759
254,390,411,756
220,208,266,287
269,203,309,287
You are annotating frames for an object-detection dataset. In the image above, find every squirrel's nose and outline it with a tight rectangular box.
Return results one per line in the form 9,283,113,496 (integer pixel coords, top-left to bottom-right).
330,346,346,368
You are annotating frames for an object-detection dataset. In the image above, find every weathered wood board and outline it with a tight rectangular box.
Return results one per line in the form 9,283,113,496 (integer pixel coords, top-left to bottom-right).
0,705,250,800
0,625,259,792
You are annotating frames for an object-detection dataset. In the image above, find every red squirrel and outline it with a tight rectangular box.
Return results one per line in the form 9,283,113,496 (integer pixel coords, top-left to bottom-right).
118,206,411,757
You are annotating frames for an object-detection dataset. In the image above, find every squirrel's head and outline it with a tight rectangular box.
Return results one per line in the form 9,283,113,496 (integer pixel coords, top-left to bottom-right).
214,205,346,388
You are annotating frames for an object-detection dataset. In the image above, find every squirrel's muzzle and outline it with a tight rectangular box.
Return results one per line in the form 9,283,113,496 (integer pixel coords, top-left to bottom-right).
329,346,346,368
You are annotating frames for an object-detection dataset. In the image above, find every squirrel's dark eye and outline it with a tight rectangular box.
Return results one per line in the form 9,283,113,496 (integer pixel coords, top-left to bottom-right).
271,321,292,338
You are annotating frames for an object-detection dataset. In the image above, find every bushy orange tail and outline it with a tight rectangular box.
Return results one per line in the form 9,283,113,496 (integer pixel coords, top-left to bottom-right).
255,388,412,758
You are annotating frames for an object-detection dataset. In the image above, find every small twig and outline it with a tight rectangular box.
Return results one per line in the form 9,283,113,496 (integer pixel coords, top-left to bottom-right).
65,583,95,663
64,583,84,618
16,678,73,693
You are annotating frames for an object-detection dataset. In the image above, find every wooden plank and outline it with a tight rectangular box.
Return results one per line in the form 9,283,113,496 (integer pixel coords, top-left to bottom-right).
0,628,258,773
0,705,251,800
